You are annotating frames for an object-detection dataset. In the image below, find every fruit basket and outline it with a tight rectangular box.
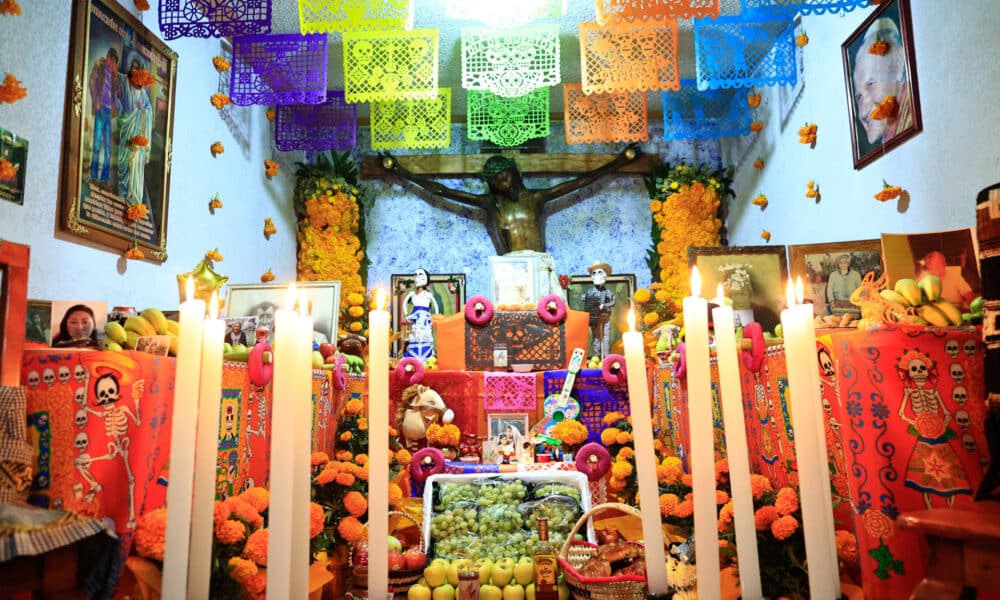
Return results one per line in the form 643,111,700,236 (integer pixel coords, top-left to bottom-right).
557,503,648,600
350,510,426,594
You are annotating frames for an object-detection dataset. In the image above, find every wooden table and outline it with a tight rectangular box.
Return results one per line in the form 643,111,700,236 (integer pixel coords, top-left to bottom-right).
897,501,1000,598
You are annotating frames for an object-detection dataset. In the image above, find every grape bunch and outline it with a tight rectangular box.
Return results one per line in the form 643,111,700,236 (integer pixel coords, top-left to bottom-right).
437,482,478,507
430,502,478,541
522,497,582,534
531,482,582,503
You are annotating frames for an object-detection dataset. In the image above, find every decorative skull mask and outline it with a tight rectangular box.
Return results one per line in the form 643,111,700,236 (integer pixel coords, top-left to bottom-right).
952,385,969,405
907,359,929,386
944,339,960,358
224,404,235,436
75,432,89,452
954,409,971,430
42,368,55,387
74,387,87,406
950,363,965,384
962,433,976,452
26,370,40,389
963,339,978,358
74,409,88,429
94,374,120,406
818,349,835,379
58,366,71,384
74,364,88,383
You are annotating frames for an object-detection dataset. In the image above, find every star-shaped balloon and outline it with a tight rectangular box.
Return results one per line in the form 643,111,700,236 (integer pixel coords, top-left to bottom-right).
177,259,228,304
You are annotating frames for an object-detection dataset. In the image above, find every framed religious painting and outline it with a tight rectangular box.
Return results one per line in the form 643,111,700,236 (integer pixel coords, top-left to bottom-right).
390,272,465,357
841,0,921,170
225,281,341,346
688,246,788,334
60,0,178,262
565,273,635,357
788,240,884,324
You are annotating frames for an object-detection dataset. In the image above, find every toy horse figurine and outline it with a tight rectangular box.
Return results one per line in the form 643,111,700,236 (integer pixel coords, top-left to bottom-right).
395,384,455,449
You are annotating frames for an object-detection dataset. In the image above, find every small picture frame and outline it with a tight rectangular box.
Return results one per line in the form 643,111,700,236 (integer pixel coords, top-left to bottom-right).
565,273,636,357
688,246,788,334
25,300,52,344
49,300,108,348
135,335,171,356
488,255,543,306
788,240,884,320
484,413,531,465
223,317,259,348
881,228,981,312
390,272,466,357
225,281,341,346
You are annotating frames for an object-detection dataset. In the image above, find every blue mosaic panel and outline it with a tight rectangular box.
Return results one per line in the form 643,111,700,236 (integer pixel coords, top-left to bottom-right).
694,15,796,90
742,0,869,16
230,33,328,106
159,0,271,40
662,79,751,140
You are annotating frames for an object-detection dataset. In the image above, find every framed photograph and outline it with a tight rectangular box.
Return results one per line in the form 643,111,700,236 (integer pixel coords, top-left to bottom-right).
688,246,788,334
25,300,52,344
225,281,341,345
841,0,922,170
788,240,884,319
488,255,545,306
60,0,178,262
483,413,531,464
0,127,28,205
391,272,466,357
135,335,171,356
224,317,259,348
50,300,108,349
565,273,636,357
881,228,981,311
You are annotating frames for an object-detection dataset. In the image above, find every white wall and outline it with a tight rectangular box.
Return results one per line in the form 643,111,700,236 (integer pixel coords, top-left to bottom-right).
0,2,297,309
725,0,1000,247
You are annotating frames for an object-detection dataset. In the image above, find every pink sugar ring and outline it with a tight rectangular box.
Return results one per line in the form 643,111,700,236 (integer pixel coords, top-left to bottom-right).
465,295,494,326
673,342,687,380
410,447,446,483
395,357,425,385
248,342,274,387
741,322,765,372
332,353,347,390
602,354,627,386
575,442,612,481
537,294,567,324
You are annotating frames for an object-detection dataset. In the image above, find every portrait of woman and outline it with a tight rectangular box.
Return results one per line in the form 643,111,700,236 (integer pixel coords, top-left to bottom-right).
50,302,107,348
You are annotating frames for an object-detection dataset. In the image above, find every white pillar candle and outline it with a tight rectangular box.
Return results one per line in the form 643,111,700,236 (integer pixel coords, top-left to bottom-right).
188,293,224,598
268,285,301,598
162,278,205,600
368,289,391,598
712,286,762,599
290,292,314,599
780,279,839,600
683,267,721,599
622,309,669,595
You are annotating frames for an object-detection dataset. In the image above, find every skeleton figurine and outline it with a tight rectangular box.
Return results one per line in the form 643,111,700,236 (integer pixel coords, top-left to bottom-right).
896,349,972,508
78,368,143,527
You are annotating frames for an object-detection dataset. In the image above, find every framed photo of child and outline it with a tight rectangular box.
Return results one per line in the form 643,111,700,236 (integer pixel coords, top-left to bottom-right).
483,413,530,464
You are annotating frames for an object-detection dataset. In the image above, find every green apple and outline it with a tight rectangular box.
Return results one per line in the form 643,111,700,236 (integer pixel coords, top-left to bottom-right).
431,583,455,600
479,584,503,600
312,350,325,368
430,558,449,568
447,558,473,586
474,558,494,585
423,563,447,588
491,557,515,587
408,583,432,600
513,557,534,586
387,535,403,552
503,583,525,600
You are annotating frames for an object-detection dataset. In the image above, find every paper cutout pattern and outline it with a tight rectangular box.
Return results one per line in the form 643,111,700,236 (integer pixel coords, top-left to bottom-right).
467,88,550,148
563,83,648,144
661,79,751,140
444,0,566,28
343,29,439,103
596,0,720,25
158,0,271,40
694,15,797,90
579,21,680,94
275,90,357,151
230,33,328,106
297,0,414,34
370,88,452,150
742,0,869,16
461,25,561,98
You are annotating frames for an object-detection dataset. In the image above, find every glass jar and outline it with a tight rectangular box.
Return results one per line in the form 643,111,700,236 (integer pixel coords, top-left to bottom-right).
457,571,480,599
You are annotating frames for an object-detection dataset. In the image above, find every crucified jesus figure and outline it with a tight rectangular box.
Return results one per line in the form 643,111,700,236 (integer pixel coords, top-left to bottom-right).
379,145,641,255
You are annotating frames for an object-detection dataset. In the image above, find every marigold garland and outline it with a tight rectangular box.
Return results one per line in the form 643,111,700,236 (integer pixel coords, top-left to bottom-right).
211,141,225,157
263,217,277,240
211,93,231,109
868,36,890,55
266,108,276,121
124,244,145,260
130,135,149,147
747,91,761,108
133,507,167,560
761,229,772,242
753,158,764,169
874,180,903,202
134,0,150,10
797,122,818,146
870,95,899,120
0,0,22,15
0,158,19,180
796,32,809,47
0,73,27,103
205,248,224,262
264,160,279,178
125,203,148,221
209,194,223,213
750,120,763,133
213,56,231,72
260,269,275,282
129,67,155,88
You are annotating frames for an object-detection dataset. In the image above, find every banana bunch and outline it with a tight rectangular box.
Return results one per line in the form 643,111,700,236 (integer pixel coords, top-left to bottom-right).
223,343,251,362
880,275,964,327
103,308,180,355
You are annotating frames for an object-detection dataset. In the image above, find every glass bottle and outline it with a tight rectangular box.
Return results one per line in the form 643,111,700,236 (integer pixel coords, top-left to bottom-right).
458,570,480,599
532,518,560,599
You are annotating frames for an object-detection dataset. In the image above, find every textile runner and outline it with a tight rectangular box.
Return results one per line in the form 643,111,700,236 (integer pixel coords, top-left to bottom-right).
444,0,566,27
543,369,631,446
661,79,751,140
461,25,561,98
343,29,439,103
653,326,989,600
483,372,538,411
158,0,271,40
693,15,797,90
466,87,550,147
298,0,413,34
579,20,680,94
230,33,328,106
596,0,720,25
370,88,451,150
563,83,648,144
742,0,869,16
20,350,344,566
275,90,357,152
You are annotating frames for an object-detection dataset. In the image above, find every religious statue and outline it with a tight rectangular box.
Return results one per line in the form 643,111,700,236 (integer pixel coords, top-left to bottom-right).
380,145,641,256
402,267,439,362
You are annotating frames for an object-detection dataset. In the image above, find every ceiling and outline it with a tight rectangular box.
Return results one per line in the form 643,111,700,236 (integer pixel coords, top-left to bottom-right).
267,0,745,118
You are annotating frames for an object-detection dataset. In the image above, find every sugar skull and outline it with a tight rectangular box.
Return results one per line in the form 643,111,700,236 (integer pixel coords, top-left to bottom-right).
944,339,960,358
74,409,88,429
954,409,971,430
58,366,71,384
952,385,968,406
963,339,978,358
74,364,89,383
42,368,55,387
74,432,89,452
962,433,976,453
950,363,965,384
26,370,40,389
907,358,929,386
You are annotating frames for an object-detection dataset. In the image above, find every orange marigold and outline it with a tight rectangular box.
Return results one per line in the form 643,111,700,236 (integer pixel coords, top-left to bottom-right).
341,431,353,442
747,92,761,108
719,501,734,525
750,120,763,133
124,245,145,260
239,487,270,513
0,73,27,104
133,508,168,561
336,472,356,487
775,487,799,516
0,158,17,180
874,180,903,201
760,229,772,243
338,516,366,543
226,497,264,529
617,447,635,461
672,499,694,519
209,194,224,213
600,427,620,446
615,431,632,445
754,505,779,531
749,474,772,499
243,528,268,566
210,93,231,109
0,0,23,16
771,515,800,540
395,449,411,464
345,399,364,415
129,67,155,88
836,529,859,565
389,483,404,507
607,476,627,492
228,556,258,583
355,453,369,466
244,569,267,596
264,159,279,177
868,37,890,55
212,56,232,72
311,451,330,467
357,417,369,430
870,95,899,121
343,491,368,517
205,248,223,262
659,493,679,518
260,269,275,283
796,32,809,47
266,108,276,121
134,0,150,10
315,467,337,486
752,158,764,169
714,459,729,481
215,519,247,545
125,203,148,221
210,141,225,157
611,460,634,480
309,502,325,538
716,490,730,505
130,135,149,147
681,474,693,487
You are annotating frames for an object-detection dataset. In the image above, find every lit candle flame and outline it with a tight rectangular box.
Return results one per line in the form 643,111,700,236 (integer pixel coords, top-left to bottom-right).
691,266,702,298
627,308,636,332
208,291,219,320
185,277,194,303
285,283,298,311
716,283,725,304
375,288,386,312
786,279,795,309
795,276,804,305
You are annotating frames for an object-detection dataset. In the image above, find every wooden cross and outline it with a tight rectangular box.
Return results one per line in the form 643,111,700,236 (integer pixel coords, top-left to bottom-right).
360,152,650,179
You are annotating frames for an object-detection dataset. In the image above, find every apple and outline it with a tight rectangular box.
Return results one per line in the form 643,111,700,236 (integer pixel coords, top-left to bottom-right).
318,342,337,360
503,583,525,600
432,583,455,600
403,548,427,571
473,558,494,585
513,557,534,586
491,557,515,587
447,558,473,586
351,542,368,567
387,535,403,553
311,350,325,368
558,582,570,600
525,583,535,600
595,528,621,545
389,550,407,571
479,584,503,600
424,563,447,587
408,583,432,600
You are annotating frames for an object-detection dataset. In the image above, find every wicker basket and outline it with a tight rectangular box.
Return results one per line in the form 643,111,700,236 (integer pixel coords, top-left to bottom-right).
350,510,425,594
557,503,648,600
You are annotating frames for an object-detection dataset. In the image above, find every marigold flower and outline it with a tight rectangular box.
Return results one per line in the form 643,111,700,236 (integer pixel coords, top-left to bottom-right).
243,528,268,565
0,0,23,16
719,501,734,524
266,108,276,121
747,92,761,108
617,447,634,460
753,158,764,169
0,73,27,103
796,32,809,47
659,493,679,517
0,158,17,180
551,419,588,446
215,519,247,545
749,474,772,499
754,505,779,531
750,120,763,133
716,489,730,505
836,529,859,565
205,248,224,262
347,292,365,306
341,431,353,442
337,516,366,543
611,460,634,480
775,487,799,516
310,452,329,467
314,468,336,486
208,194,224,213
633,289,651,304
642,311,660,326
348,305,365,318
714,459,729,481
648,200,662,213
263,217,277,239
349,322,363,332
343,491,368,517
752,193,768,208
681,474,693,487
124,245,145,260
870,95,899,121
125,203,148,221
760,229,772,243
308,502,325,538
672,499,694,518
129,67,155,88
212,56,231,72
615,431,632,445
260,269,275,283
607,476,627,492
134,0,150,10
133,507,168,560
130,135,149,147
345,399,364,415
654,290,670,302
210,141,224,157
395,449,411,464
226,497,264,529
771,514,800,540
601,428,621,447
239,487,270,512
210,93,231,109
335,472,356,487
868,37,890,55
389,483,404,507
874,181,903,202
355,453,369,466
